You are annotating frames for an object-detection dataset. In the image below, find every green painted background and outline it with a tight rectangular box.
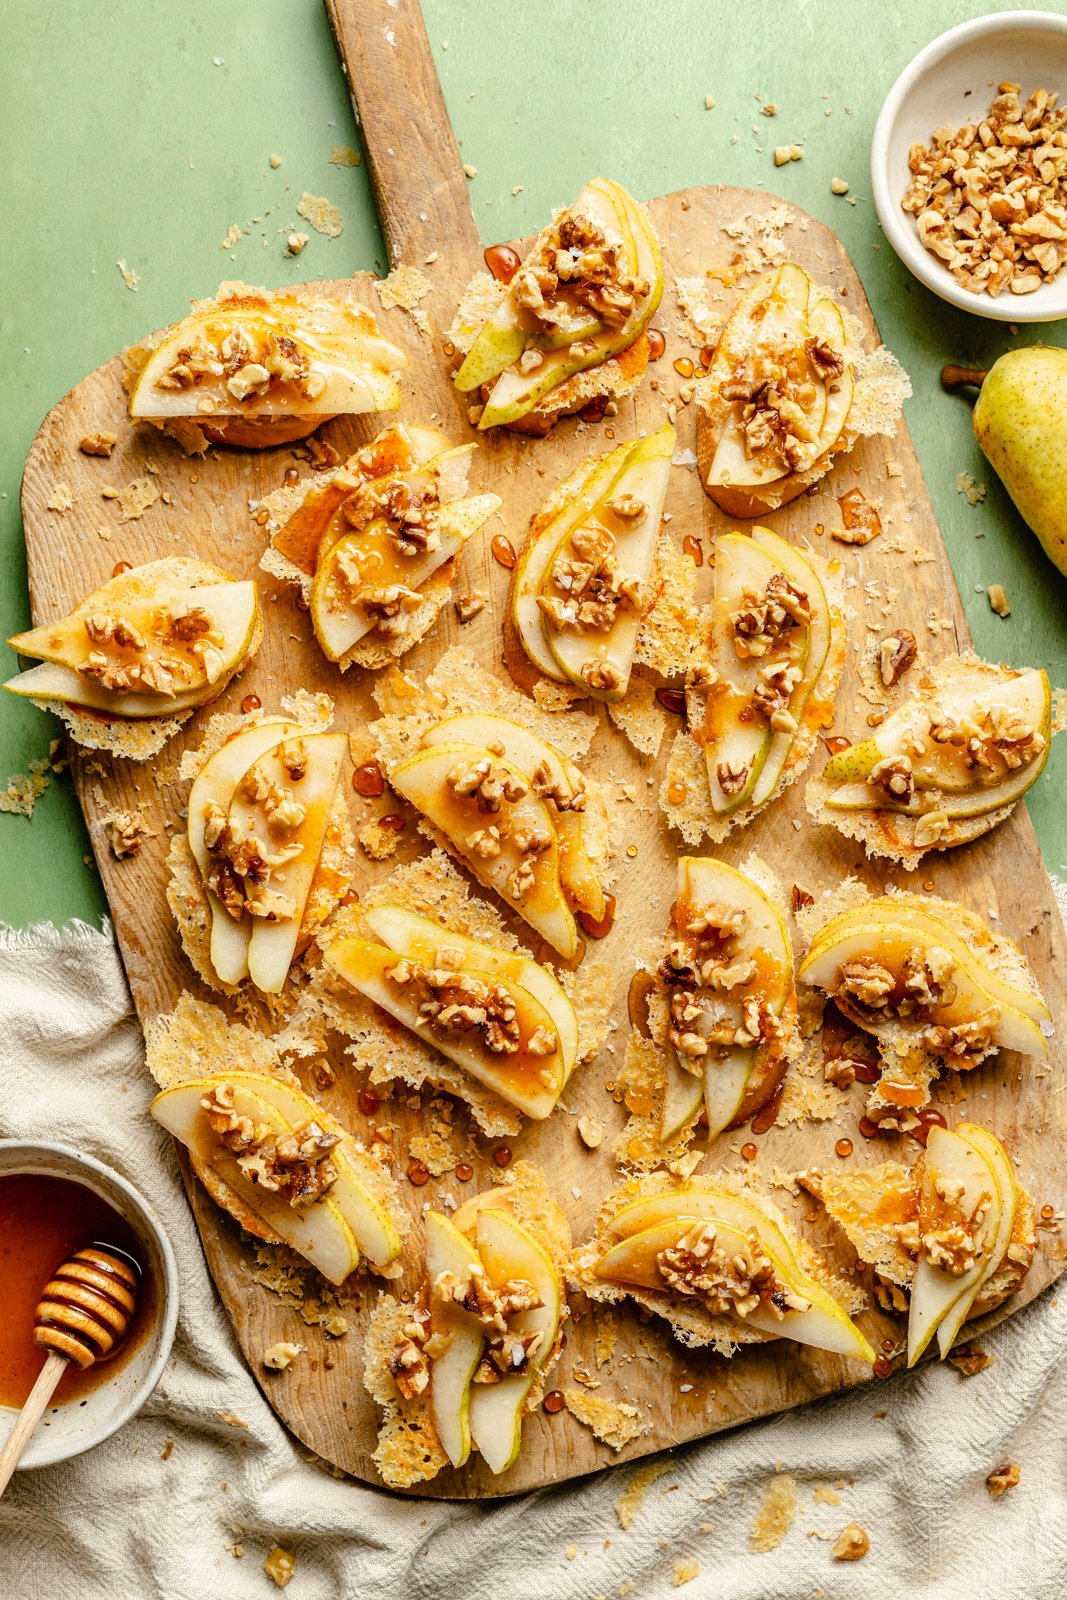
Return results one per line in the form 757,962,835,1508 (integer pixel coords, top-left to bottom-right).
3,0,1066,929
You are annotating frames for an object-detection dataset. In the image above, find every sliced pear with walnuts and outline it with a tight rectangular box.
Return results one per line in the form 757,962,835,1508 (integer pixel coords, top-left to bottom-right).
933,1122,1018,1357
696,529,831,817
323,935,567,1118
150,1077,361,1284
510,441,634,682
698,262,856,517
468,1209,562,1474
803,899,1051,1030
425,1212,487,1468
905,1124,1008,1366
821,665,1051,819
389,742,581,959
593,1212,873,1360
456,178,663,429
217,730,347,993
798,913,1049,1061
6,565,260,718
540,423,674,702
362,904,579,1078
666,857,794,1140
187,717,302,985
128,286,405,441
419,713,605,922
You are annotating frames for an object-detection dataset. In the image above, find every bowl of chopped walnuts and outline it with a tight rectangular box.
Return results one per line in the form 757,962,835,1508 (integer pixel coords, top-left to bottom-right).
871,11,1067,320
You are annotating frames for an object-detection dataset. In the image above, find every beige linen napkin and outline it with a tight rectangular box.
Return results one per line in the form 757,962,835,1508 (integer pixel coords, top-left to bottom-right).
0,918,1065,1600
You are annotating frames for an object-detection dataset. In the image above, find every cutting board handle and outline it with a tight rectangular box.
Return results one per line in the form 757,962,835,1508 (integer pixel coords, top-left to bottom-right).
324,0,481,268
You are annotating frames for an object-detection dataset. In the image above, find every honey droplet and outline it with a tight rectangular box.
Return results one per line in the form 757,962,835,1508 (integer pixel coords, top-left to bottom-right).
647,327,666,361
813,522,825,537
580,396,608,424
283,466,300,488
352,761,385,799
923,879,936,893
1041,1203,1056,1221
858,1115,881,1140
866,710,886,728
673,356,695,379
853,1060,881,1085
656,686,687,716
406,1160,429,1186
881,1338,896,1353
911,1107,947,1146
255,507,270,526
493,1145,512,1168
698,344,715,369
835,1137,854,1159
751,1086,784,1136
874,1355,893,1379
358,1089,380,1116
625,844,638,859
683,534,704,567
241,693,262,714
667,782,687,806
542,1389,565,1414
484,243,520,284
491,534,516,570
822,735,851,756
838,488,882,541
111,560,133,577
577,893,616,940
741,1142,758,1162
379,813,405,831
455,1162,474,1183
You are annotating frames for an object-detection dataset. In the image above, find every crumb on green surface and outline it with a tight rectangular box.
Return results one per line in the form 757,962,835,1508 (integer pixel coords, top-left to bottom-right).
0,759,51,819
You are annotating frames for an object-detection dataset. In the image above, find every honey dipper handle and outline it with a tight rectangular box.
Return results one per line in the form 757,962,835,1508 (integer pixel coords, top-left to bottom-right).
0,1351,68,1497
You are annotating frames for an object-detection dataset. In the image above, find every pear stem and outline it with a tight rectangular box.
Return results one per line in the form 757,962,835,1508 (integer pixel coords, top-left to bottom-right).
941,363,990,393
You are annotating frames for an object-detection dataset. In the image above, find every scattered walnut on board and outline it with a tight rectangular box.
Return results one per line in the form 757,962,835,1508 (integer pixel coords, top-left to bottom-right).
79,431,118,457
948,1342,994,1376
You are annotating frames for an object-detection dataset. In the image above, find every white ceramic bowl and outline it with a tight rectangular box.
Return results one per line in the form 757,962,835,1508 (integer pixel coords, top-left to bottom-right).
0,1141,178,1470
871,11,1067,321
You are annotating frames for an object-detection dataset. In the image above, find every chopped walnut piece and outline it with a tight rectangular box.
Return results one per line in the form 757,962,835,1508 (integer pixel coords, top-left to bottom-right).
103,809,153,858
838,958,895,1010
658,1219,808,1319
79,431,118,457
948,1341,994,1376
879,628,917,686
447,756,527,812
262,1342,303,1371
986,1461,1021,1497
577,1115,604,1149
790,884,814,913
454,591,487,623
831,1523,870,1561
987,583,1012,617
264,1546,297,1588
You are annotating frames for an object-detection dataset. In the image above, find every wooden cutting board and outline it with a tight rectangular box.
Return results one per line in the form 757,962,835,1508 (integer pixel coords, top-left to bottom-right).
18,0,1067,1497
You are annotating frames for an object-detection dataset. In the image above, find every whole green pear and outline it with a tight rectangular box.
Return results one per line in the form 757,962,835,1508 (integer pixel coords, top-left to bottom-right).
973,345,1067,577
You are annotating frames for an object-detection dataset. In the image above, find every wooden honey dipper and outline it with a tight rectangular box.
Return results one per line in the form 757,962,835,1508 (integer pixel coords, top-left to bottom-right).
0,1243,140,1494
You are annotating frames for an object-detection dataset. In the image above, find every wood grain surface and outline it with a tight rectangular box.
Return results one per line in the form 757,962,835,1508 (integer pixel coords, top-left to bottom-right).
17,0,1067,1498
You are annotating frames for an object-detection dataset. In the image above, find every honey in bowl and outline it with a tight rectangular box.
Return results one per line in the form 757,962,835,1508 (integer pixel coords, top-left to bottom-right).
0,1173,151,1409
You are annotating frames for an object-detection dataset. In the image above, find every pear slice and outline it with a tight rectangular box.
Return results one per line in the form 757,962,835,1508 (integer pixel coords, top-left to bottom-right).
128,290,405,424
188,718,302,985
905,1125,1003,1366
822,667,1051,818
540,423,675,703
309,494,500,661
211,1072,402,1268
362,904,578,1078
419,713,605,922
593,1213,873,1360
803,901,1051,1030
661,1053,706,1143
389,742,580,959
6,579,260,717
934,1122,1018,1356
510,442,635,683
323,936,566,1118
425,1212,487,1468
699,534,815,814
150,1077,361,1284
459,179,662,429
663,857,794,1141
468,1209,562,1473
225,731,347,993
798,921,1048,1060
